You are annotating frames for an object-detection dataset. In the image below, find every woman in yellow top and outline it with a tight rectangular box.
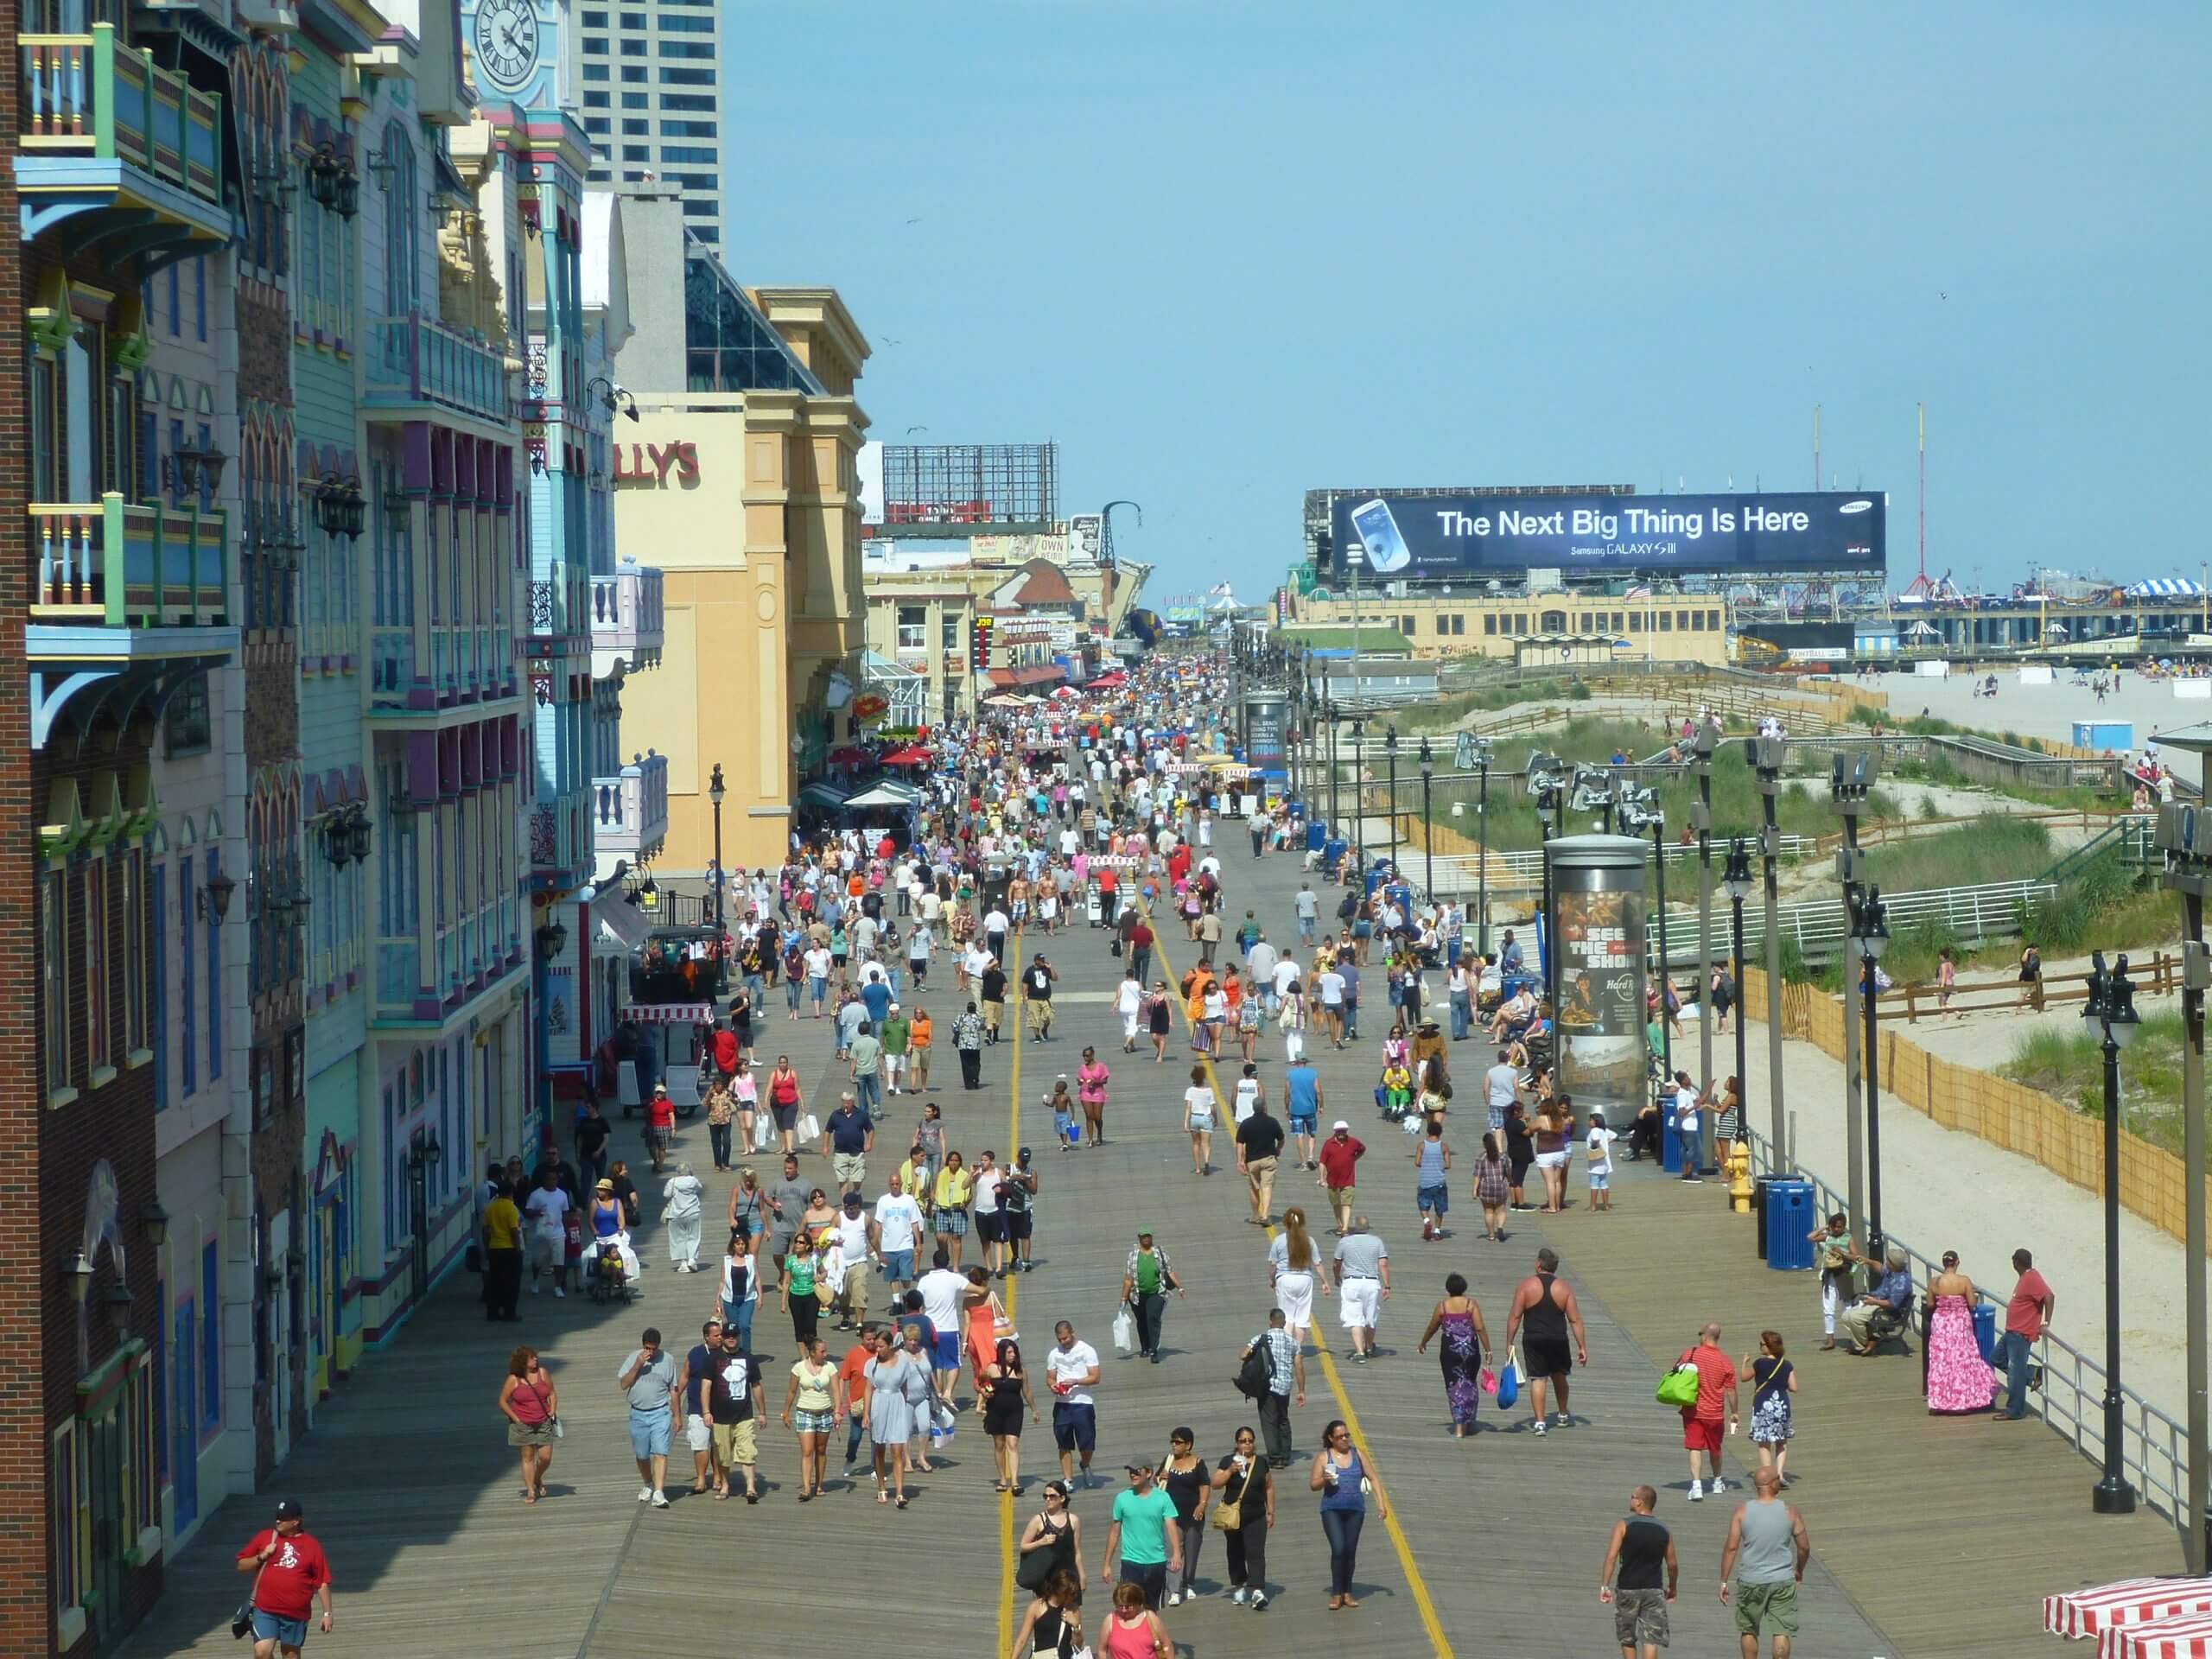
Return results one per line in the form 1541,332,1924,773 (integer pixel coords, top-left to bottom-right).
932,1150,976,1269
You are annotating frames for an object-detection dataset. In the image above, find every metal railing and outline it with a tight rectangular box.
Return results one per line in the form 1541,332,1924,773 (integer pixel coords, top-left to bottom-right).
1650,876,2055,969
365,314,512,428
1415,833,1823,895
1743,1125,2193,1543
19,26,224,209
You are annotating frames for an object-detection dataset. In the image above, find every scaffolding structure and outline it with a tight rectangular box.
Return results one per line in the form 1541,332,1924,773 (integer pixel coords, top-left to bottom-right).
876,443,1059,537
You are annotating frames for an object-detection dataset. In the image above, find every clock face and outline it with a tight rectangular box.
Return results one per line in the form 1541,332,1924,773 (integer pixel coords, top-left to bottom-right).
472,0,540,92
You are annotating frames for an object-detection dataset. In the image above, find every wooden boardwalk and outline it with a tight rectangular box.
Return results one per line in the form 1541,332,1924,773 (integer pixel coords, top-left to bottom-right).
118,842,2181,1659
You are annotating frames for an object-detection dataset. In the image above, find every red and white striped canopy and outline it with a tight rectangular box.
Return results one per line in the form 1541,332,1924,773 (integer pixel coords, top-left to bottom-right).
2103,1614,2212,1659
626,1002,712,1026
2046,1579,2212,1640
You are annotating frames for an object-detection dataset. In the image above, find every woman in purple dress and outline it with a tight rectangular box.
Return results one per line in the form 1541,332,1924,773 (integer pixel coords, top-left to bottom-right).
1924,1250,1998,1414
1415,1273,1491,1438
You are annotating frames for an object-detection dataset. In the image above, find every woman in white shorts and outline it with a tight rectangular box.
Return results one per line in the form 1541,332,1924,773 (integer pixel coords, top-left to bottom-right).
1183,1064,1217,1177
1268,1208,1330,1347
1116,969,1145,1053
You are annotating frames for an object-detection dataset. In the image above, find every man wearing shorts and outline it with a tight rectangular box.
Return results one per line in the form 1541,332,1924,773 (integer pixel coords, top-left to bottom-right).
617,1326,681,1507
1002,1147,1038,1272
700,1323,765,1502
236,1499,333,1657
1506,1247,1590,1434
1677,1322,1739,1500
678,1317,725,1493
1331,1216,1389,1363
821,1092,872,1197
644,1083,676,1173
917,1249,969,1407
872,1170,924,1296
1046,1319,1103,1488
1721,1470,1811,1657
1598,1484,1678,1659
1283,1058,1321,1169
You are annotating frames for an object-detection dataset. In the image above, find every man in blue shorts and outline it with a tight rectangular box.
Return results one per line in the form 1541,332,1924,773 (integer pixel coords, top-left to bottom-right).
1046,1319,1103,1488
1284,1056,1323,1170
617,1325,681,1507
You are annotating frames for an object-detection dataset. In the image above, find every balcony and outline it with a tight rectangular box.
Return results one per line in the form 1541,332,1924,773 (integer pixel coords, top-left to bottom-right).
528,797,589,888
524,575,590,651
589,559,664,678
374,896,523,1026
17,25,230,250
368,620,516,716
592,751,669,866
364,314,512,436
25,495,237,747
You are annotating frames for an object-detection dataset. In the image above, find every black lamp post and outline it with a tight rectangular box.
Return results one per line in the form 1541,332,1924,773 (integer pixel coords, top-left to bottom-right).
1325,696,1341,842
1472,736,1493,959
1351,717,1367,867
1417,735,1434,899
1849,882,1891,1253
1723,837,1754,1107
709,762,728,932
2083,950,2140,1515
1383,724,1399,871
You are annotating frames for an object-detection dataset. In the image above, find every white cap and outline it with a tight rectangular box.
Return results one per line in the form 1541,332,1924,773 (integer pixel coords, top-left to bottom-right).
1332,1119,1350,1131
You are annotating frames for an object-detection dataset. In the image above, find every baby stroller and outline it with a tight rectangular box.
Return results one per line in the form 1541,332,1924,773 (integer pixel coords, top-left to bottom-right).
586,1235,642,1304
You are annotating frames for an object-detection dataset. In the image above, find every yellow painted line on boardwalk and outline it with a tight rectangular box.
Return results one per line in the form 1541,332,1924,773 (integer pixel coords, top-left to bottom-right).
996,920,1026,1659
1152,918,1456,1659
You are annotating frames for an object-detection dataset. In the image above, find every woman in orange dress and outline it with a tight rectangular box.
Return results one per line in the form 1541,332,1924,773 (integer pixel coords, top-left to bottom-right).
963,1264,1008,1394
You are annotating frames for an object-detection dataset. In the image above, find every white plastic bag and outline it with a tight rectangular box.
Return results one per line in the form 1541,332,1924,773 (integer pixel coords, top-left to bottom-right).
1112,1305,1138,1356
799,1112,821,1142
752,1112,774,1151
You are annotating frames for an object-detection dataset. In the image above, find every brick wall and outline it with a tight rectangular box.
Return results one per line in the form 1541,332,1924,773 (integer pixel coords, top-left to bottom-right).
0,0,48,1640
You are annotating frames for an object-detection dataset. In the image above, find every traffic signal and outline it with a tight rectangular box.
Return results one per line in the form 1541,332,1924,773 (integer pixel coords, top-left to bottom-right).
969,615,994,672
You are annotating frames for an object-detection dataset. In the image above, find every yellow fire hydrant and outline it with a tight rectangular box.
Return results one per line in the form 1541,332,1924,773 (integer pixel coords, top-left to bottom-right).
1726,1139,1755,1212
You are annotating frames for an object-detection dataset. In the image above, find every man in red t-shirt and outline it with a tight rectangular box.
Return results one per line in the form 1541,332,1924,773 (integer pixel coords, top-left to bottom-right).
711,1022,741,1081
1676,1323,1739,1501
838,1325,879,1474
1316,1121,1365,1235
237,1498,333,1656
1995,1249,2056,1420
645,1083,677,1173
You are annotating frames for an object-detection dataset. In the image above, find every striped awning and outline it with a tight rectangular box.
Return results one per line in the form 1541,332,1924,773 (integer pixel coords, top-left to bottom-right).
2130,578,2205,597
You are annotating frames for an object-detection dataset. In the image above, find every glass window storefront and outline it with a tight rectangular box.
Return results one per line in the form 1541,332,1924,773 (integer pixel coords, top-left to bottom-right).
683,257,824,394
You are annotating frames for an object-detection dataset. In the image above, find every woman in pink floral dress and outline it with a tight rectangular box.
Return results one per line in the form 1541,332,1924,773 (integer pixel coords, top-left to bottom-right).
1924,1250,1998,1414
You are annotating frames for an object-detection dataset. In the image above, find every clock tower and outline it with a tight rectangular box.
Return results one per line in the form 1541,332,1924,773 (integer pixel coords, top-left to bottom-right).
461,0,563,111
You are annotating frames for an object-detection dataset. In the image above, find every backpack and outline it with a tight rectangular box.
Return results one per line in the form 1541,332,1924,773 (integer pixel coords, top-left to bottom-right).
1235,1334,1275,1400
1338,893,1359,922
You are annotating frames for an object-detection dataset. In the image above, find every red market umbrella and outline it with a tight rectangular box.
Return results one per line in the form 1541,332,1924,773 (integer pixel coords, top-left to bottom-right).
2045,1579,2212,1640
880,745,934,766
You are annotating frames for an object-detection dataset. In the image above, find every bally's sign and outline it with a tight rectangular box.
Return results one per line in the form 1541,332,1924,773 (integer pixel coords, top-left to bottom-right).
613,441,700,486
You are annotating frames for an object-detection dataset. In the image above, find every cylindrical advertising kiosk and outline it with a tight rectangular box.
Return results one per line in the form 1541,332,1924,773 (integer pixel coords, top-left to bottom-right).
1243,693,1288,776
1543,835,1649,1123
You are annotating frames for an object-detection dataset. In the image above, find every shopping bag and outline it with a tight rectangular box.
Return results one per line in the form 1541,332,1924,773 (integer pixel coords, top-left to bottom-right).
1478,1366,1498,1396
1112,1305,1138,1356
798,1112,821,1142
1495,1356,1520,1409
1656,1360,1701,1408
753,1112,774,1151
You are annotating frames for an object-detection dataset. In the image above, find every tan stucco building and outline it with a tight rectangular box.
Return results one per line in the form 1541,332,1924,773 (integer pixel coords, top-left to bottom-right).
1290,588,1736,667
607,205,870,875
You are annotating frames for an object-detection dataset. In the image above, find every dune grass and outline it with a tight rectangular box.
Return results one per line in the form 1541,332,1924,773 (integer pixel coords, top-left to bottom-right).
2000,1010,2201,1155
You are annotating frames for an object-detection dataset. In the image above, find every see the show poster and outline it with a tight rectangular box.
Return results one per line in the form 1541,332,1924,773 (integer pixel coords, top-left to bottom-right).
1553,885,1646,1113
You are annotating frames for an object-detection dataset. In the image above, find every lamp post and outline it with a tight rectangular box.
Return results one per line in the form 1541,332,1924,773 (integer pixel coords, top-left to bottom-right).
1690,721,1718,1174
1351,716,1368,868
1648,799,1671,1078
1749,734,1790,1163
2083,950,2141,1516
1383,725,1399,870
1417,736,1435,900
1472,736,1493,959
1325,696,1341,843
708,762,728,932
1723,838,1754,1104
1849,882,1891,1254
1830,750,1876,1230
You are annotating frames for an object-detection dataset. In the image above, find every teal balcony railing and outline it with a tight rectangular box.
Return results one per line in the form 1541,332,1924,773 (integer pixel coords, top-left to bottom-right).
365,314,512,429
18,24,223,211
29,494,227,631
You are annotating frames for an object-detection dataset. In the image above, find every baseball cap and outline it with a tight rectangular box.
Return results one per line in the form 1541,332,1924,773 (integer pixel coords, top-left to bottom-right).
274,1498,305,1520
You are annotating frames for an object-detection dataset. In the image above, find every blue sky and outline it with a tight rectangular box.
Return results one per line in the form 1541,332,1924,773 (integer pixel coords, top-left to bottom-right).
719,2,2210,601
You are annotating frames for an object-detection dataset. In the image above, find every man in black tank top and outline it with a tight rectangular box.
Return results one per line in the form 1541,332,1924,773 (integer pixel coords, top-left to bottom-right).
1506,1246,1589,1433
1598,1484,1677,1659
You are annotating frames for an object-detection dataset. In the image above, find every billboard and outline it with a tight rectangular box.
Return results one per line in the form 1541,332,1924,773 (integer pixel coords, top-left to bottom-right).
1328,491,1885,580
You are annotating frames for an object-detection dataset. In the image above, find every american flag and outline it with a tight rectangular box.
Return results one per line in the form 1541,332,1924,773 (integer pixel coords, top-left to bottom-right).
1625,585,1652,600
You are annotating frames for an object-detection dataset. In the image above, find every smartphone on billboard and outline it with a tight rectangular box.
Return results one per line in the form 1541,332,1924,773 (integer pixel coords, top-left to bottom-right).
1346,496,1413,575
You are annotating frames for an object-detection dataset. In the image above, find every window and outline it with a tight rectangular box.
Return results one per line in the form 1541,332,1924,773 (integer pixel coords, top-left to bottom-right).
583,35,607,53
1659,610,1674,632
660,144,715,162
619,7,645,22
583,90,609,106
658,67,714,82
200,1239,220,1428
581,7,605,21
1540,609,1567,634
680,199,717,215
1708,608,1722,632
1611,611,1624,632
658,38,713,55
658,10,714,26
621,143,650,160
1629,611,1643,632
584,117,610,135
583,62,608,79
41,868,67,1093
620,37,646,54
1451,614,1465,636
1483,613,1497,636
1689,609,1705,632
382,124,418,314
620,65,647,80
1434,613,1449,635
621,92,650,108
180,855,195,1094
51,1421,82,1624
662,118,717,136
896,605,927,650
123,848,145,1058
206,850,222,1080
663,92,713,109
690,226,719,243
942,613,962,652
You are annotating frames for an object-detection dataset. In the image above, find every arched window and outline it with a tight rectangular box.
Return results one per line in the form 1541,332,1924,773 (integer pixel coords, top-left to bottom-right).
1539,608,1568,635
383,122,418,315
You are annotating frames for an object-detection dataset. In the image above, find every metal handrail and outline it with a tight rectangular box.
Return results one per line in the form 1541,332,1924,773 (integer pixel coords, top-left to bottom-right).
1743,1126,2192,1542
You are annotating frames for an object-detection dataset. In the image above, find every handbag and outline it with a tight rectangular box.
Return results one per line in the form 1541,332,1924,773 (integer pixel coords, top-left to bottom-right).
1496,1348,1521,1409
1656,1358,1702,1408
1014,1525,1058,1592
231,1561,266,1640
1210,1461,1249,1531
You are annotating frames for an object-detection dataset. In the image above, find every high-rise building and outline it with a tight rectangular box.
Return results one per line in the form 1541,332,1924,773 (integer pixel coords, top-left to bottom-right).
563,0,721,244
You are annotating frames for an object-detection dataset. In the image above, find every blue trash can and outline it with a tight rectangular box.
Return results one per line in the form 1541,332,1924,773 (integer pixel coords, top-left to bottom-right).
1973,1301,1997,1363
1662,1114,1685,1173
1764,1180,1815,1270
1323,836,1347,873
1306,819,1325,853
